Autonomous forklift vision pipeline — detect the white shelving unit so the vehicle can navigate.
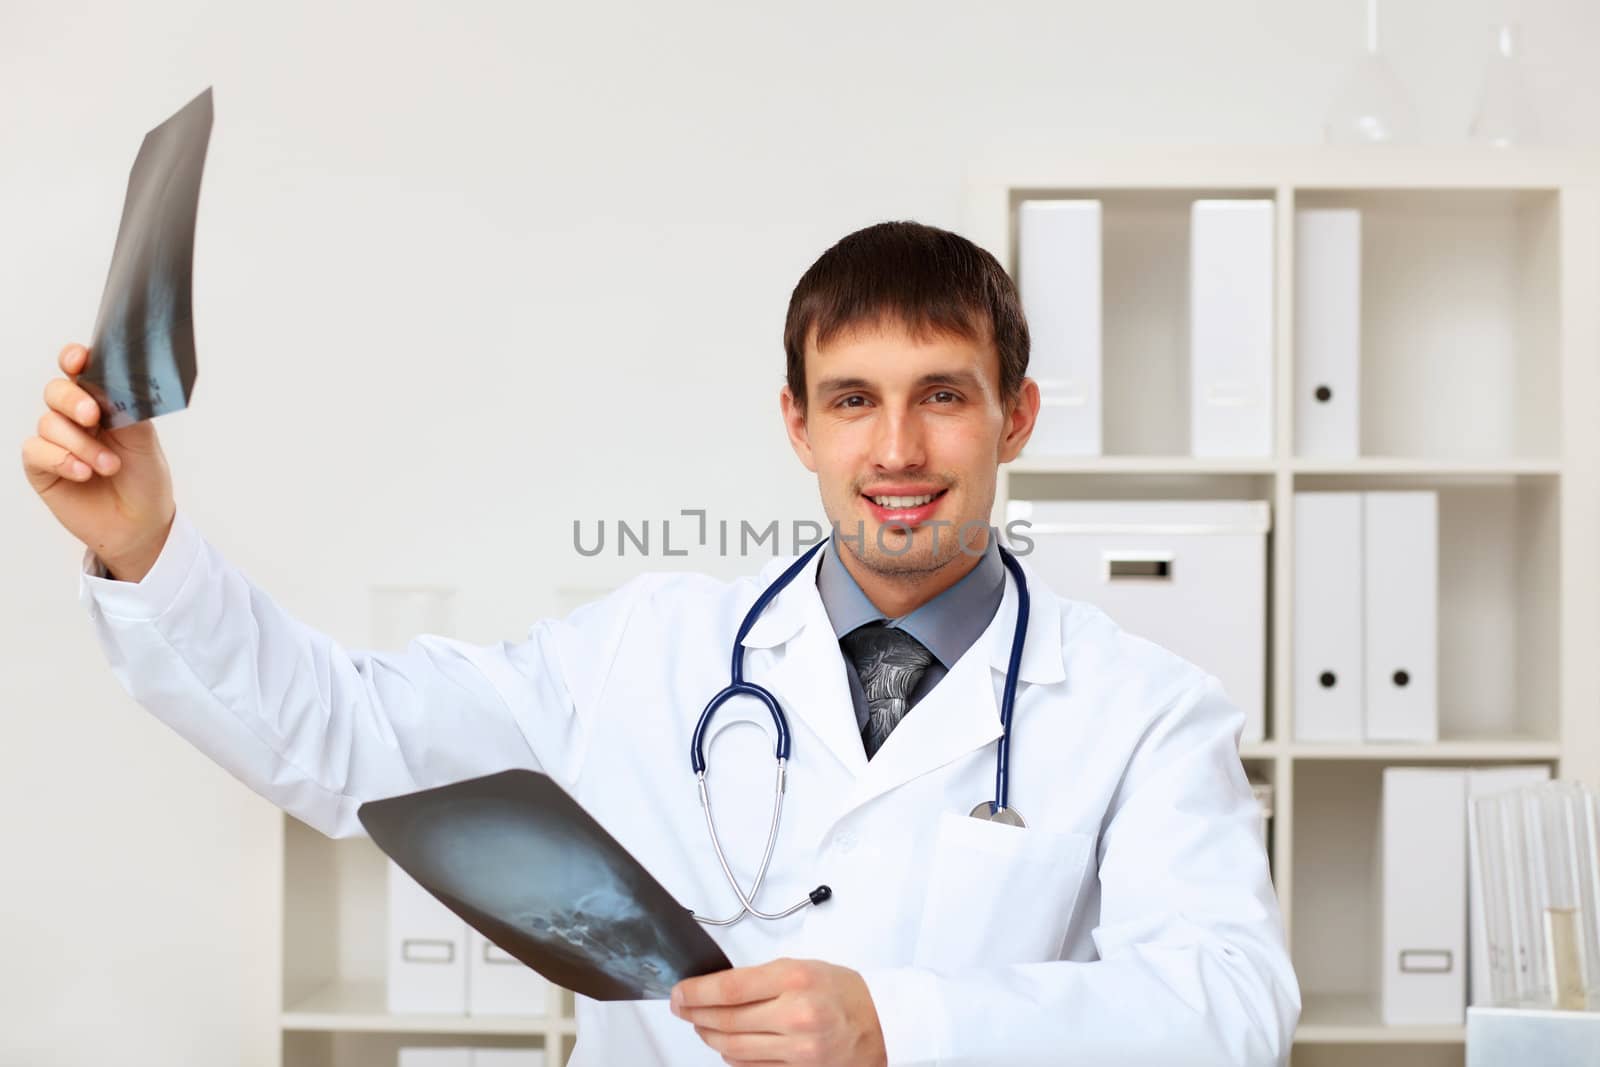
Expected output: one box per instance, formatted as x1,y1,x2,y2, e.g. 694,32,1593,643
276,817,579,1066
969,147,1600,1065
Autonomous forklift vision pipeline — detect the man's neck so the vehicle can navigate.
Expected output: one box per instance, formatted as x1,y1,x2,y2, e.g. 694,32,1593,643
837,531,990,619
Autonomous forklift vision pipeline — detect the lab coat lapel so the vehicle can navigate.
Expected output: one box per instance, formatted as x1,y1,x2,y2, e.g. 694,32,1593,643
835,555,1067,818
740,553,870,781
841,639,1002,816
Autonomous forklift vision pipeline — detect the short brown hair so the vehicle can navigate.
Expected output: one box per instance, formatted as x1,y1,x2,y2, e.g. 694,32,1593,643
783,220,1030,413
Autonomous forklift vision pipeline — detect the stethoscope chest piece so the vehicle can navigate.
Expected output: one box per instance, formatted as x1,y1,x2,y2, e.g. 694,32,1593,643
969,800,1026,828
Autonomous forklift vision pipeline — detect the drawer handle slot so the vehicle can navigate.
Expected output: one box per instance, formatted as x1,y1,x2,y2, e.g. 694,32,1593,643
1105,553,1174,581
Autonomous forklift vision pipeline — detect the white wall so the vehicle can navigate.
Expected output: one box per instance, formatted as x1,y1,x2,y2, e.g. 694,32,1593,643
2,0,1597,1063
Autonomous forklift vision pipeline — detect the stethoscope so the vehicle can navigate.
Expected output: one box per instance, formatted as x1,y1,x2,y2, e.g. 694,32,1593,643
687,537,1031,927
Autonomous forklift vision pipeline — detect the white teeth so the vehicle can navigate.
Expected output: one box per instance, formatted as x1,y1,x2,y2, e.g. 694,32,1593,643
871,493,935,508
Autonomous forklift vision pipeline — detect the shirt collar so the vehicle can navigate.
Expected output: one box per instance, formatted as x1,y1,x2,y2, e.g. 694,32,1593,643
815,533,1007,669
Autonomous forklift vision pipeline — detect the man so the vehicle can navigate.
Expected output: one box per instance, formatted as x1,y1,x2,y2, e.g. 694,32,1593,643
23,220,1299,1064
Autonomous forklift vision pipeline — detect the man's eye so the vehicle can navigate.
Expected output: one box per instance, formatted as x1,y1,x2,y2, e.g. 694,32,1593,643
838,395,867,408
929,390,959,404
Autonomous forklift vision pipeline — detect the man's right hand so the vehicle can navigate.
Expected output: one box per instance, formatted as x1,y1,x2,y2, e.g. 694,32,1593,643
21,343,176,582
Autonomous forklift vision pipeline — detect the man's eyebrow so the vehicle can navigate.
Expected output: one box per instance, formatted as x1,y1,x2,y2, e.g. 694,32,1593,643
916,370,982,390
814,376,873,395
814,370,983,395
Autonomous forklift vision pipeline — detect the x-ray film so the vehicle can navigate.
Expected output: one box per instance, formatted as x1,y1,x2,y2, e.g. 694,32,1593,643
358,769,733,1001
81,87,212,428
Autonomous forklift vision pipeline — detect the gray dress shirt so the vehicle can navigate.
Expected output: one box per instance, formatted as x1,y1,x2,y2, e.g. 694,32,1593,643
815,535,1007,735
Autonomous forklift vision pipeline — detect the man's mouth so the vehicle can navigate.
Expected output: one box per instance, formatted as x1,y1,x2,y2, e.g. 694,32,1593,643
860,488,949,527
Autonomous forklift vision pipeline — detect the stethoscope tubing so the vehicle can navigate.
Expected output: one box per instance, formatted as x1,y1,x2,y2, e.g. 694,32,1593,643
689,534,1029,925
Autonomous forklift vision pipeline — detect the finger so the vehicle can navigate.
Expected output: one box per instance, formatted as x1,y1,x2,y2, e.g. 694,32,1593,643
44,376,106,430
36,409,119,476
691,1025,788,1062
58,343,88,376
22,435,92,489
674,960,794,1010
677,997,784,1034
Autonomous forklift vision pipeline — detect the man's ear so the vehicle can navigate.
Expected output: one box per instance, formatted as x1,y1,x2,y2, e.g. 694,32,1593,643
780,386,818,472
998,378,1041,463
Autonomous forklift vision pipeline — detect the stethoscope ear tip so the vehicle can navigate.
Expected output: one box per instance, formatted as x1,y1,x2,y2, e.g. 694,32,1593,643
808,885,833,906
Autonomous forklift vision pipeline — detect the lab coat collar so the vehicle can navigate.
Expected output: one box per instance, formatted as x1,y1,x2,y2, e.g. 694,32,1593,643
739,547,870,777
987,551,1066,686
736,547,1067,796
741,545,1064,685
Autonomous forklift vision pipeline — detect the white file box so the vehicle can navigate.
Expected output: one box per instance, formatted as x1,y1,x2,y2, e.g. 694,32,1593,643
1363,492,1439,742
1019,200,1102,456
1294,209,1362,459
1466,767,1553,1007
1009,499,1270,741
388,860,469,1015
399,1050,472,1067
1190,200,1275,458
471,1051,547,1067
1468,1004,1600,1067
1383,767,1468,1024
468,929,552,1017
1293,492,1365,742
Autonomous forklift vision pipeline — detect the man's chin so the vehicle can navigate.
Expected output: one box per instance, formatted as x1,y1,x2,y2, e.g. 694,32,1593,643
838,524,971,577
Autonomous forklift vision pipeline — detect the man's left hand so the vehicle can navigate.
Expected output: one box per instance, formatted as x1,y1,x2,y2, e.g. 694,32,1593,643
670,957,888,1067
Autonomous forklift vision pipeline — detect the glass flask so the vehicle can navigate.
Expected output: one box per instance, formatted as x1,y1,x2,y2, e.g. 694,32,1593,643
1324,0,1419,145
1468,22,1541,147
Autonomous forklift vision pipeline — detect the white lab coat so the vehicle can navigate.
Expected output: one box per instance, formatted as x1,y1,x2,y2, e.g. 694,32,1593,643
79,510,1300,1065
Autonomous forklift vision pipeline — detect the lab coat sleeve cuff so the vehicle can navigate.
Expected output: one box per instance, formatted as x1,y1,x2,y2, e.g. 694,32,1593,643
858,965,946,1067
77,508,204,622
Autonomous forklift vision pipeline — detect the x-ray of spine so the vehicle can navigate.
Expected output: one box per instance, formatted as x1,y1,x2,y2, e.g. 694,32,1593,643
81,87,211,428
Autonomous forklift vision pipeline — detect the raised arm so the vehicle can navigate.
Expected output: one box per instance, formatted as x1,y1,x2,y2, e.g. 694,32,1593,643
27,342,637,838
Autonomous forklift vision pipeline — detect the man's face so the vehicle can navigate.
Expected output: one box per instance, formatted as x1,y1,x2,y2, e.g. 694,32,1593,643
781,318,1038,579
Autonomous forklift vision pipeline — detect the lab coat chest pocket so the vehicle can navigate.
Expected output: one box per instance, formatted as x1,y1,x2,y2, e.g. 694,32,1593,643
912,811,1093,972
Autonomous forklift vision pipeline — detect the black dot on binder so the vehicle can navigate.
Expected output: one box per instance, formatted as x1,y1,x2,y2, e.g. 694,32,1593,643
1319,671,1337,688
1393,669,1411,687
1315,385,1333,403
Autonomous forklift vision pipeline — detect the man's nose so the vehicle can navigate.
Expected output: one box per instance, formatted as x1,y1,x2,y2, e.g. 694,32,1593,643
871,409,926,470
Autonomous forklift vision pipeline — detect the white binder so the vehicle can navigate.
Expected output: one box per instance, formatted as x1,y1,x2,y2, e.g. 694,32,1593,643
1018,200,1102,456
468,929,553,1016
1292,492,1365,741
1466,766,1552,1006
1294,209,1362,459
1363,492,1439,742
388,860,469,1014
1190,200,1275,457
1383,767,1467,1024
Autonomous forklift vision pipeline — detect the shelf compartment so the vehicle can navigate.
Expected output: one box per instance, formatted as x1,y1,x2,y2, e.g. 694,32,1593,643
1293,188,1560,465
1007,469,1274,504
283,1029,552,1067
1291,760,1554,1050
283,980,566,1035
284,817,390,1010
1008,187,1276,457
1290,459,1560,477
1291,474,1560,745
1296,992,1464,1044
1010,455,1278,475
1290,739,1561,762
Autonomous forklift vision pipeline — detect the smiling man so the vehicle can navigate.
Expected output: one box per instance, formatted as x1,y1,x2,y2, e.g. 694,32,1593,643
27,220,1299,1065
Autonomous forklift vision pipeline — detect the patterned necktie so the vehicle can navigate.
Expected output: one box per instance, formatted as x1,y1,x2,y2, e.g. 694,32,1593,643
840,623,936,759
